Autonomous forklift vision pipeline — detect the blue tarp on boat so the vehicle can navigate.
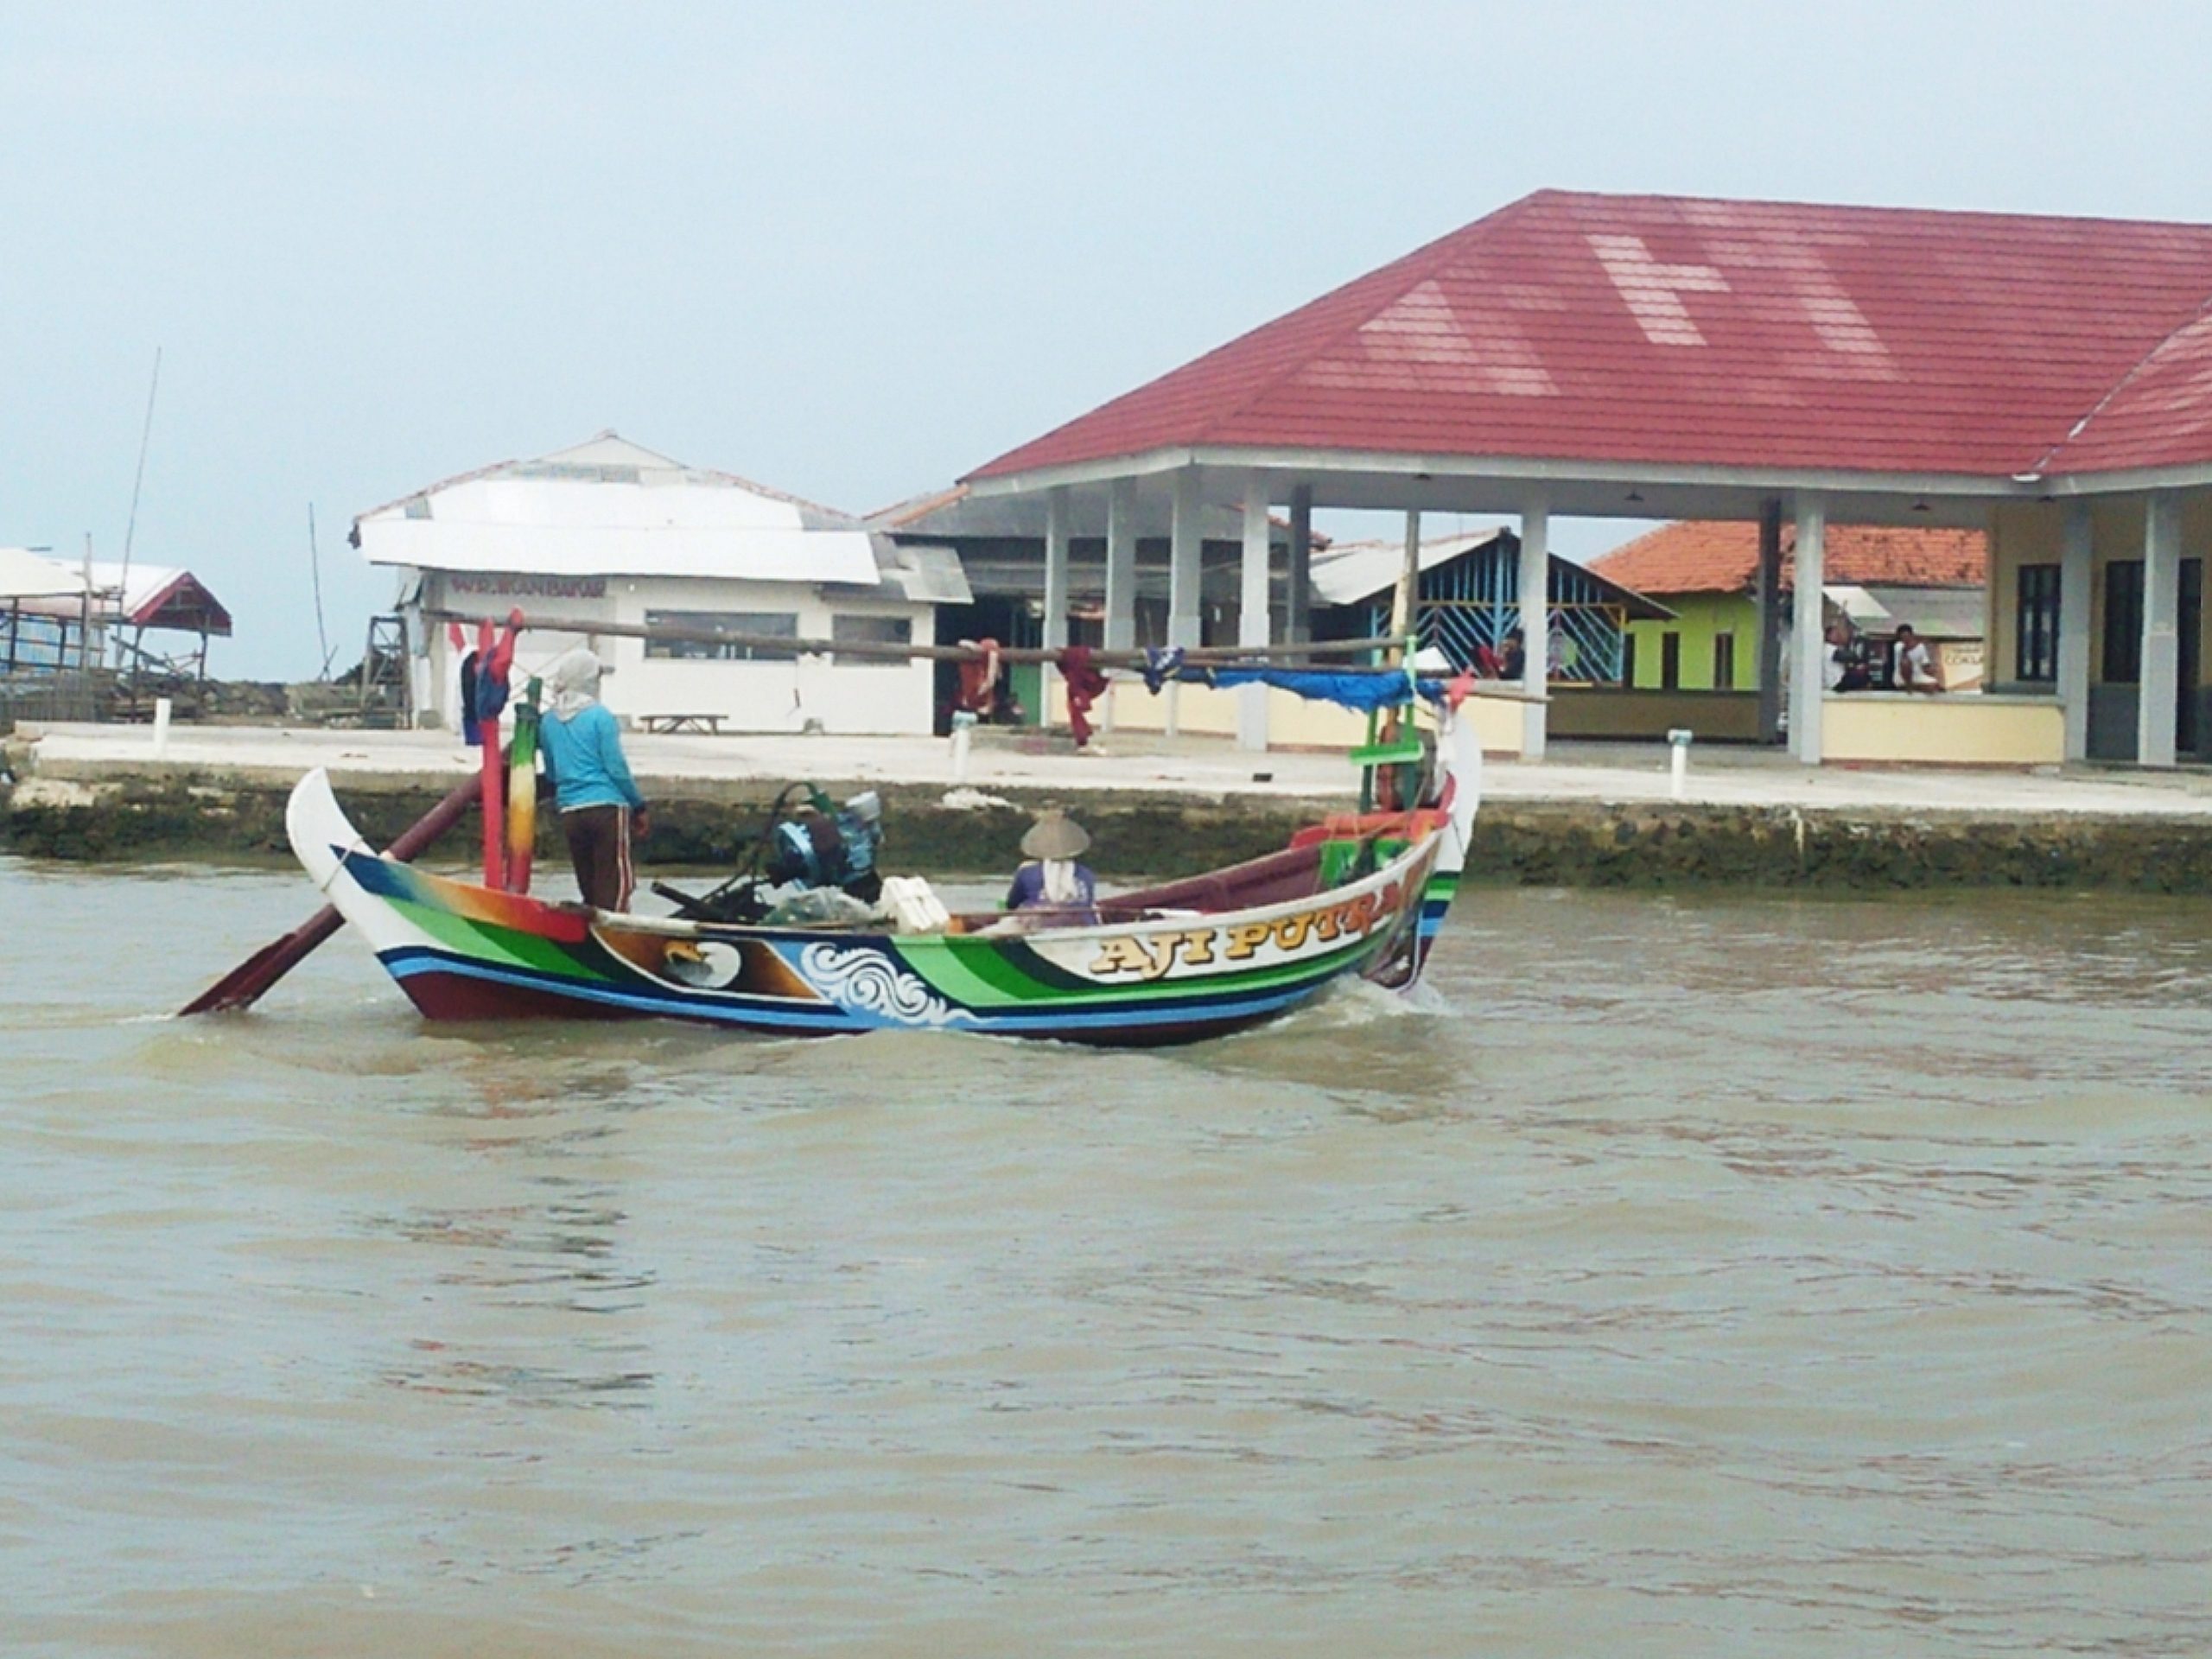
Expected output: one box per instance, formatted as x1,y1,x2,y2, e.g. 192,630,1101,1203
1193,666,1446,712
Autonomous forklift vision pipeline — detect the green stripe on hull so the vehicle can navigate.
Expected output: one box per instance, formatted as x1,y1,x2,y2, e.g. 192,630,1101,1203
899,926,1389,1009
388,899,610,980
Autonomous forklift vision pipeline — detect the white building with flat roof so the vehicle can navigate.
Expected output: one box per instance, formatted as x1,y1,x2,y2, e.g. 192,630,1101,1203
356,434,969,734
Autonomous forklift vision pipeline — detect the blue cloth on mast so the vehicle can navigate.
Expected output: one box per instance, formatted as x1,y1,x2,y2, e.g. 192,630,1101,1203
1202,666,1443,713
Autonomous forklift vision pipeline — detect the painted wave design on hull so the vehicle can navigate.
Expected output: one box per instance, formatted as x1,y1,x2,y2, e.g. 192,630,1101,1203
795,944,974,1028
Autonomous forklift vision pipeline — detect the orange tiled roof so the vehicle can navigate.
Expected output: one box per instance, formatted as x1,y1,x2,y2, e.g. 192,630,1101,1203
1586,519,1985,596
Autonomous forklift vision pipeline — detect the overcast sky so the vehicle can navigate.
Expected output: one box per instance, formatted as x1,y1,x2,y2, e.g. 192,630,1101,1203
5,2,2210,677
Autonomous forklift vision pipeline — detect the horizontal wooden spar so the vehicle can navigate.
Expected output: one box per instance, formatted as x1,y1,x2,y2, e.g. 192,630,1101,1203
421,608,1547,701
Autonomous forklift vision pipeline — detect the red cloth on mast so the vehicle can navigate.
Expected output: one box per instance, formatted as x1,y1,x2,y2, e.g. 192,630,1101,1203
955,638,1001,715
1059,645,1110,747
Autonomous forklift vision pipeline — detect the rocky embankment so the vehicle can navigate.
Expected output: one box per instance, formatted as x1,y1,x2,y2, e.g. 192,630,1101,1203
6,763,2209,890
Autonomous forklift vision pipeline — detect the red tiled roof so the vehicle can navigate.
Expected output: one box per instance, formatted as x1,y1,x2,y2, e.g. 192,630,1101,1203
968,189,2212,484
1587,520,1986,596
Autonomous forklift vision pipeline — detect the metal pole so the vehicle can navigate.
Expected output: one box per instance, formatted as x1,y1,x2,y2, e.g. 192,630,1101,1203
1755,499,1784,744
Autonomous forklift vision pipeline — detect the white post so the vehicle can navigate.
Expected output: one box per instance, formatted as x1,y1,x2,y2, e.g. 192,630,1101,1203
151,696,173,757
1168,468,1202,649
1103,479,1137,652
2057,500,2093,762
1518,497,1549,760
1040,484,1070,730
1236,472,1271,752
950,712,974,783
1287,484,1313,645
1166,468,1202,736
2139,492,2181,767
1790,494,1827,765
1103,477,1136,734
1668,728,1692,798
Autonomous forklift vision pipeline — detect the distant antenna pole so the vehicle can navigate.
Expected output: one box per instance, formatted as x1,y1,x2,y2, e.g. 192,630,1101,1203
118,346,162,608
308,502,334,679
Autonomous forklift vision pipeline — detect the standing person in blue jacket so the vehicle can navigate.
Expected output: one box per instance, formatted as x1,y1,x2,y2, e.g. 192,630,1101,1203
537,650,648,911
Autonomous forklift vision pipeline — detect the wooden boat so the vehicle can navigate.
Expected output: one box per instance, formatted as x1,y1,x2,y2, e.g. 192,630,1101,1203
285,706,1479,1046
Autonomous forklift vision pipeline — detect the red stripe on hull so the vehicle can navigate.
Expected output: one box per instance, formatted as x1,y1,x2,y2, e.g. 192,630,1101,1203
398,969,650,1023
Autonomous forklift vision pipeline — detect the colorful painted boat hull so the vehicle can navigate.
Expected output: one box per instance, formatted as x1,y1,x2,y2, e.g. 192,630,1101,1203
286,710,1479,1044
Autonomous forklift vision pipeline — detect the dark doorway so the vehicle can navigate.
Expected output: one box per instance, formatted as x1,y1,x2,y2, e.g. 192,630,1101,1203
1660,631,1681,690
931,597,1039,735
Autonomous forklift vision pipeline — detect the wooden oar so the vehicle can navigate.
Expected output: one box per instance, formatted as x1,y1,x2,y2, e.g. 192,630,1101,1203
178,775,480,1015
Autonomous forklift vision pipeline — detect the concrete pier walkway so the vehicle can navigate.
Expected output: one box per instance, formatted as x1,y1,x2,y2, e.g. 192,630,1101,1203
16,720,2212,819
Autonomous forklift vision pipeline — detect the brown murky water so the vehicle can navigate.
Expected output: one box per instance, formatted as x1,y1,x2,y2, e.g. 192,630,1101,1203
3,861,2209,1656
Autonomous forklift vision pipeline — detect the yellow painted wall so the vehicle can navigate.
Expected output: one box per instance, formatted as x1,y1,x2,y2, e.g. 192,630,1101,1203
1620,591,1757,689
1548,685,1763,741
1046,677,1526,754
1988,497,2212,687
1821,693,2063,765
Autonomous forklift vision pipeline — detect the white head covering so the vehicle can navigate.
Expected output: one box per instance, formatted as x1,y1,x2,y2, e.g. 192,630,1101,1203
545,649,603,721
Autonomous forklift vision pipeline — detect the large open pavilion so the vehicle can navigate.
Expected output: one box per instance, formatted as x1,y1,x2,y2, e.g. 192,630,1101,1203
963,188,2212,766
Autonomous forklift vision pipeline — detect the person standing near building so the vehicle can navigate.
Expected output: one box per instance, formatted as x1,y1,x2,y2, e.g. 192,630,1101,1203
537,649,649,910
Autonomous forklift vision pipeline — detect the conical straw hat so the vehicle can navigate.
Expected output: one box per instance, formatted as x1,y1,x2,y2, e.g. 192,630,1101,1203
1020,808,1090,860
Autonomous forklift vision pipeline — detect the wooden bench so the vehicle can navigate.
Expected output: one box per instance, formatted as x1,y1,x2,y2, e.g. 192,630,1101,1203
639,713,726,735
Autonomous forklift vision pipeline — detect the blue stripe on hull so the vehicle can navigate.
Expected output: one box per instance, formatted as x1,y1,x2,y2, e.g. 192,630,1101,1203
380,946,1338,1039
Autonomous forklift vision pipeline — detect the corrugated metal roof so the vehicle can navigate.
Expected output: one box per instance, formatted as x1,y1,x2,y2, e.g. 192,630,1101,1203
91,563,234,634
967,189,2212,485
868,480,1296,543
1589,520,1986,595
358,433,880,586
0,547,85,601
1309,529,1510,605
1312,529,1673,620
1850,583,1986,639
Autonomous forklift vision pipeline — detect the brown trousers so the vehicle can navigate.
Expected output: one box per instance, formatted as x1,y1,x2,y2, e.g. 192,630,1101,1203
562,804,633,912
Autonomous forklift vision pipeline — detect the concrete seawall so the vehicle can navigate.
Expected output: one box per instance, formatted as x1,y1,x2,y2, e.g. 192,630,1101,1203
10,766,2212,891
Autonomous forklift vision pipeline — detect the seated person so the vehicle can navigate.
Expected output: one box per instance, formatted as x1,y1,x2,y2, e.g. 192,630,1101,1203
1496,628,1528,682
1836,627,1873,692
764,790,887,903
1006,808,1097,916
1891,624,1942,693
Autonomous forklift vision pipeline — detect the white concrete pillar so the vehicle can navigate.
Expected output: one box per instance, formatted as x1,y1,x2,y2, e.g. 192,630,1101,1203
1790,494,1827,765
1168,467,1202,649
1039,485,1070,729
2057,500,2092,763
1103,477,1137,653
1286,484,1313,645
1518,497,1549,760
1103,477,1135,734
2139,492,2182,767
1236,473,1271,752
1166,469,1202,737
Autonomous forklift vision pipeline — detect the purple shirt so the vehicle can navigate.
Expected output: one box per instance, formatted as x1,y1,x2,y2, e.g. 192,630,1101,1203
1005,861,1097,912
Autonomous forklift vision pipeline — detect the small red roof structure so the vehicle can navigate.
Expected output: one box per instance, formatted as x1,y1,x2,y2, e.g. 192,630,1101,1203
969,189,2212,486
1589,521,1985,596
